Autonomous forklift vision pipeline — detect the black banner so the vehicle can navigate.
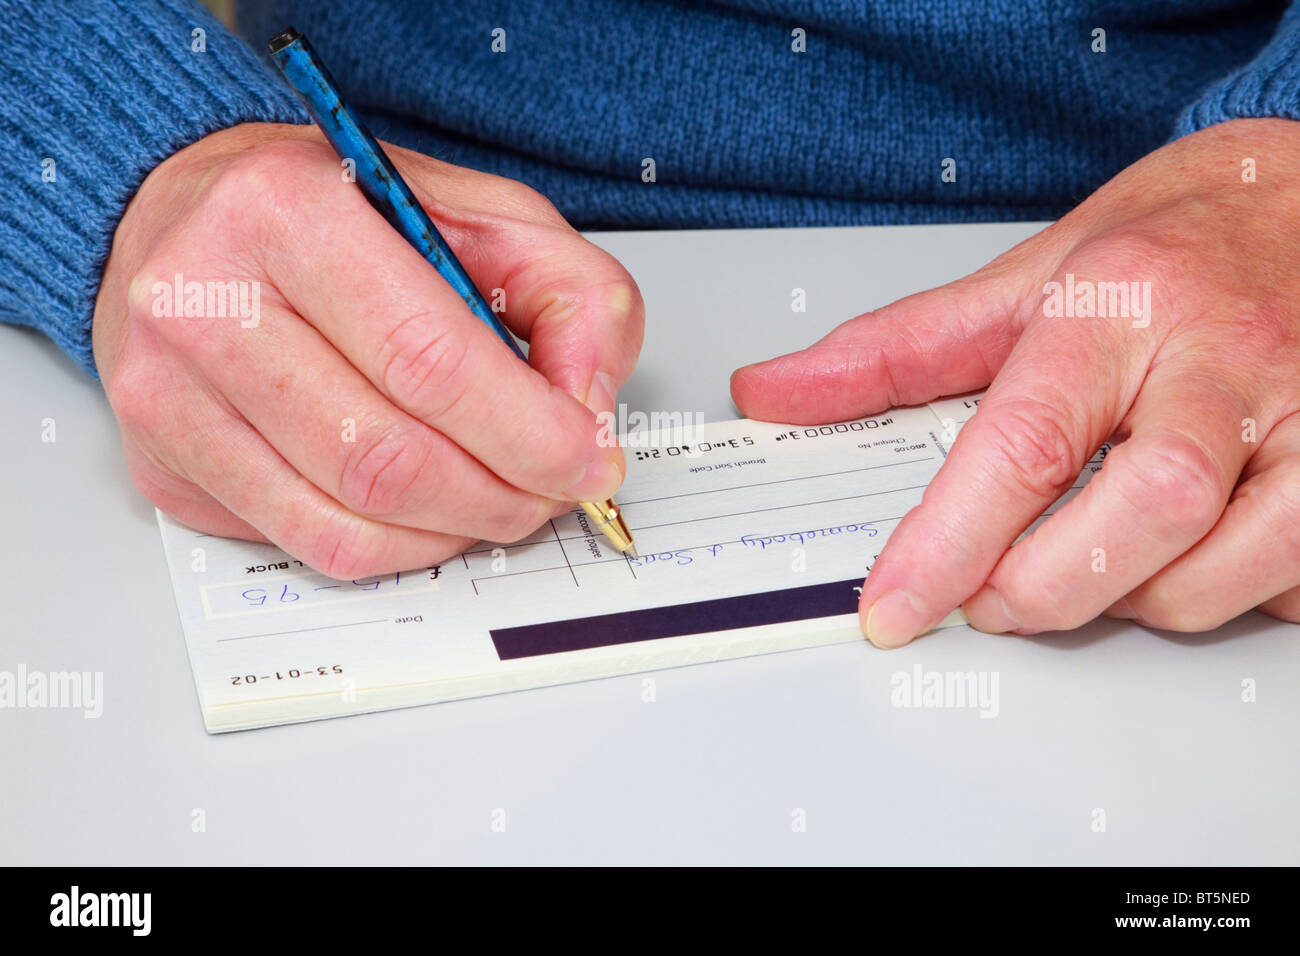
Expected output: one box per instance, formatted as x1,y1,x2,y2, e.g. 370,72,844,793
6,866,1288,942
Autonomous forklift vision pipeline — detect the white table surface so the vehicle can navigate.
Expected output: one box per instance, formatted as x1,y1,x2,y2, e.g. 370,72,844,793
2,221,1296,865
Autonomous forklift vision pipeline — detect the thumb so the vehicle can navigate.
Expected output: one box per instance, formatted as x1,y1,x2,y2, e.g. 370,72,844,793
399,152,645,420
730,273,1029,424
428,212,644,422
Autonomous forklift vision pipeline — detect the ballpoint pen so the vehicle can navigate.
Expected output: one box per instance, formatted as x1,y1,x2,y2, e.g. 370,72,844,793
268,27,636,559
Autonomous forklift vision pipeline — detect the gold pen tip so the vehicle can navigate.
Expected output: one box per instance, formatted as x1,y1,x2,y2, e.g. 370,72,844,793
625,545,638,560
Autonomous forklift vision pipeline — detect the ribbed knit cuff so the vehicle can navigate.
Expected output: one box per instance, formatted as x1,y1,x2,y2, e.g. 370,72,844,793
1176,6,1300,137
0,0,307,378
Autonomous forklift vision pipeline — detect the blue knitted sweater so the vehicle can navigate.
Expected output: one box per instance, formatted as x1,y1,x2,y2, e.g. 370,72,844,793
4,0,1300,376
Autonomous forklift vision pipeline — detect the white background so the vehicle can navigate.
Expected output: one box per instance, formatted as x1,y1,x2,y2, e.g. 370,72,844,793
2,221,1296,864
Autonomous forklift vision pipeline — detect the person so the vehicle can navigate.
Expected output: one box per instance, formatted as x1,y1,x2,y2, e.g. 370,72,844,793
4,1,1298,648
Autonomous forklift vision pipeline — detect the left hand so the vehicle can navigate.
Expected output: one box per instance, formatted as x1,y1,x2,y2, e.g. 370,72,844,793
731,118,1300,647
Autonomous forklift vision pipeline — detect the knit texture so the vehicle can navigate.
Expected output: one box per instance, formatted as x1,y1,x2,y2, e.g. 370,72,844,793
0,0,305,377
237,0,1299,227
1178,0,1300,135
5,0,1300,377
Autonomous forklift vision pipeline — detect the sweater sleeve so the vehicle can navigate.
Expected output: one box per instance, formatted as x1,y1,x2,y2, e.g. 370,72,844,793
0,0,307,378
1177,3,1300,135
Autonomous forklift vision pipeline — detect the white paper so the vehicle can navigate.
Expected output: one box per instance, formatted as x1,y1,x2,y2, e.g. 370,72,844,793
157,394,1105,732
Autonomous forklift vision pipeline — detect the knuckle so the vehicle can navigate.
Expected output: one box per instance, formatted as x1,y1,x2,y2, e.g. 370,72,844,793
530,272,645,349
901,507,978,571
1120,237,1182,290
337,424,438,518
303,515,384,581
1057,232,1180,330
1071,231,1182,294
599,274,646,337
127,252,231,356
105,350,187,444
123,455,177,512
106,362,156,435
212,140,314,209
125,260,171,327
206,139,330,245
995,562,1091,633
494,177,567,225
874,321,929,409
1264,476,1300,553
1118,434,1225,537
980,399,1085,501
378,313,473,416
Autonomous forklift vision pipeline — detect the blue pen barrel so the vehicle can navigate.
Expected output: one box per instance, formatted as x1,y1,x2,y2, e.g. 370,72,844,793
268,27,526,359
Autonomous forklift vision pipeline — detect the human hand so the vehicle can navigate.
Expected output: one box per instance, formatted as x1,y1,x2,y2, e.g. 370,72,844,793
94,123,642,578
732,118,1300,646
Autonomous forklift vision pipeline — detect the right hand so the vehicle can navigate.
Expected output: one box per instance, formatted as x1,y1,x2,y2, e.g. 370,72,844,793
93,123,643,579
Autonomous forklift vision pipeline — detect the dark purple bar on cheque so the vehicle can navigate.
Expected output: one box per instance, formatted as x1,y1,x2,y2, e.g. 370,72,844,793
489,577,862,660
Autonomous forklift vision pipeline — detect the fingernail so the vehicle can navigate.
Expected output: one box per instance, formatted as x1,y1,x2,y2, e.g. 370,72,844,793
564,454,624,501
584,370,619,417
963,586,1020,634
1105,596,1137,619
864,589,932,648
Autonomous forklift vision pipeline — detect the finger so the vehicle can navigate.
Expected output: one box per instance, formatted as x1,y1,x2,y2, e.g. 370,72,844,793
105,322,269,541
136,380,476,579
403,173,645,419
858,307,1154,648
1107,410,1300,630
234,140,624,502
370,141,642,406
381,144,574,229
730,268,1033,424
1258,586,1300,623
962,366,1252,633
122,437,267,541
154,295,567,543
